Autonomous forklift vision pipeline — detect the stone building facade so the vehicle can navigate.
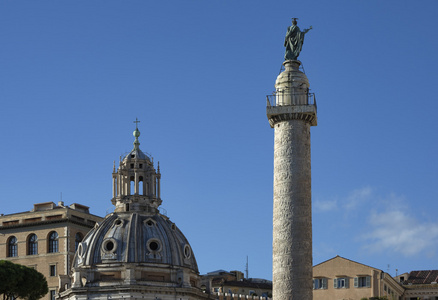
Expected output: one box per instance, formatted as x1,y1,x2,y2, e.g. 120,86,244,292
0,202,103,300
201,270,272,298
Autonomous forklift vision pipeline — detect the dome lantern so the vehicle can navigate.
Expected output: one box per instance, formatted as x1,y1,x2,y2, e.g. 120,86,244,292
111,120,162,214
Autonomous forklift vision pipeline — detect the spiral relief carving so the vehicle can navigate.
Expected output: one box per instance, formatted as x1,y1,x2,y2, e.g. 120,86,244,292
273,120,312,300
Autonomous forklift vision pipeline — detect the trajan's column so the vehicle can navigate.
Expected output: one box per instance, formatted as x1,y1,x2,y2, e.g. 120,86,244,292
266,18,317,300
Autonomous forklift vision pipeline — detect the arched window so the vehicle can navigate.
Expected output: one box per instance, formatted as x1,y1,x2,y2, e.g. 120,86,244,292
130,176,135,195
139,176,144,195
48,231,58,253
28,234,38,255
75,232,83,251
8,236,18,257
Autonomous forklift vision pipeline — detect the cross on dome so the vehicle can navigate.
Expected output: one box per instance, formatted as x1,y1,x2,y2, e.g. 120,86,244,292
133,117,140,128
133,118,141,149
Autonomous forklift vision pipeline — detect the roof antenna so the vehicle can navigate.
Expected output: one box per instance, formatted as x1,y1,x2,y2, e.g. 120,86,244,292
245,256,249,279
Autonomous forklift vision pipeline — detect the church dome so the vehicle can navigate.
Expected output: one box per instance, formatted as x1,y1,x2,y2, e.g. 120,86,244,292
64,123,205,293
74,211,197,270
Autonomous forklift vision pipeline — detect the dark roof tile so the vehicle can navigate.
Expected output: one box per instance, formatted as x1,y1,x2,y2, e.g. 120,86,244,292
406,270,438,284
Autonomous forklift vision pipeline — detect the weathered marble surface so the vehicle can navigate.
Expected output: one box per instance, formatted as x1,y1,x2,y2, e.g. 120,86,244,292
273,119,312,300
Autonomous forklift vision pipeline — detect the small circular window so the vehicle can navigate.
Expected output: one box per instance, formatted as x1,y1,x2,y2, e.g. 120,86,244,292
114,219,123,226
78,242,86,257
184,244,191,259
106,241,114,251
150,242,159,251
147,239,161,252
102,238,117,253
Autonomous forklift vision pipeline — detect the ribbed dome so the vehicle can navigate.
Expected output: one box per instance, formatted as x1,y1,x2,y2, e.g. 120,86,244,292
74,212,198,271
122,148,151,162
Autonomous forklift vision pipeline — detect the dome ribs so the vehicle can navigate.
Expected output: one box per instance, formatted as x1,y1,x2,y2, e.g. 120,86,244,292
125,213,137,262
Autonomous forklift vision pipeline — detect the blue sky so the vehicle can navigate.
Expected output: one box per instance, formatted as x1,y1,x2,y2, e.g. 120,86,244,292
1,0,437,280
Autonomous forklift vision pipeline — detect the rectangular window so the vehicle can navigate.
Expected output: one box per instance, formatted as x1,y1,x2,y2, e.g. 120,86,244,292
354,276,371,288
50,265,56,277
50,290,56,300
313,278,328,289
334,277,349,289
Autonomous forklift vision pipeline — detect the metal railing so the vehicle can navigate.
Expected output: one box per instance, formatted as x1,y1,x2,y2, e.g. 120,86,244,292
266,92,316,109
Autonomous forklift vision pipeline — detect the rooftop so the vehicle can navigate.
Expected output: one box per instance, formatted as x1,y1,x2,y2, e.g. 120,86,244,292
404,270,438,285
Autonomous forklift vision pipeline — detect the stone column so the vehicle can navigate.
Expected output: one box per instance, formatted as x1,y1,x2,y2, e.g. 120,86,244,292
117,173,121,196
157,176,161,199
152,175,156,196
126,174,131,195
134,172,139,195
267,60,317,300
273,119,312,299
112,175,116,198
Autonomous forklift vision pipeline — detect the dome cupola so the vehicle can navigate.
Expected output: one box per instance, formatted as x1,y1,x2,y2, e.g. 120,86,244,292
58,121,209,300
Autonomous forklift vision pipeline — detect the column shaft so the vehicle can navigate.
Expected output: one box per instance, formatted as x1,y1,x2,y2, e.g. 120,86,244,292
273,119,312,300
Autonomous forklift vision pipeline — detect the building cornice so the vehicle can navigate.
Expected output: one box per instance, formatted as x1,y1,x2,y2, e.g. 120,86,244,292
0,218,97,231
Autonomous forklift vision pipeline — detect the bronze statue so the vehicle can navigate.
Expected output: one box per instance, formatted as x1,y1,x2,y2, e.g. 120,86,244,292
284,18,312,61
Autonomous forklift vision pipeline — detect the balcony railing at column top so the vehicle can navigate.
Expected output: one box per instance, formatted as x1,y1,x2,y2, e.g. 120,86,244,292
266,93,316,111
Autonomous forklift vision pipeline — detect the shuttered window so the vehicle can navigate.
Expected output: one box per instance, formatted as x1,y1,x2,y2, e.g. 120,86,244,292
313,278,327,289
354,276,371,288
334,277,349,288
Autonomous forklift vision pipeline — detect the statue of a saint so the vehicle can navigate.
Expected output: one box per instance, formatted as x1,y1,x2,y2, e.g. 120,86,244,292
284,18,312,61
